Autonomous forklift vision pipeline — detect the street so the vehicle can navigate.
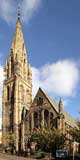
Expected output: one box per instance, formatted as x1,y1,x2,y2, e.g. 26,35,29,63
0,153,36,160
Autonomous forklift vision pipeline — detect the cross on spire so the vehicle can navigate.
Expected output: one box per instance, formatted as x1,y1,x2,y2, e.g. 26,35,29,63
18,5,21,19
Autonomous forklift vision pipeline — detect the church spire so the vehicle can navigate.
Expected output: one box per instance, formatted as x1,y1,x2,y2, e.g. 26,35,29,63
10,11,28,63
7,12,31,80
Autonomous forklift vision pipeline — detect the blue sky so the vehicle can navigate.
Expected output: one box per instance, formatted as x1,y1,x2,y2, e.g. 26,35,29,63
0,0,80,127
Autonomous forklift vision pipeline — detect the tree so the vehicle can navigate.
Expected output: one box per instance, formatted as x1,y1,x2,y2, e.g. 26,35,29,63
30,127,65,154
2,131,16,150
70,127,80,143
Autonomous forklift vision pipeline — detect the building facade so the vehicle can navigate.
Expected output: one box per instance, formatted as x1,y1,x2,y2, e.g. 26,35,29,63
21,88,78,152
2,15,78,153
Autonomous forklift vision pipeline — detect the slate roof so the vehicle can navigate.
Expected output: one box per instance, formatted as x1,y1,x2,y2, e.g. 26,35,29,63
39,88,78,129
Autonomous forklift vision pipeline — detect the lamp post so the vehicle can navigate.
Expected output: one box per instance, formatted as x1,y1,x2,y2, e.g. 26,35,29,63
73,142,76,160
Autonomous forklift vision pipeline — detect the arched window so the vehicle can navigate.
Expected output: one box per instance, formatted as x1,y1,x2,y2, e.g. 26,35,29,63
44,110,49,127
37,97,43,106
11,83,15,103
11,56,14,75
34,112,38,128
7,86,10,101
7,63,9,78
50,112,54,126
21,107,28,120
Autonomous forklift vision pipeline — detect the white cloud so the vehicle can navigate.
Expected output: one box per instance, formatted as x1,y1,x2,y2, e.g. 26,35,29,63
0,0,16,24
21,0,41,22
0,0,41,24
32,60,79,97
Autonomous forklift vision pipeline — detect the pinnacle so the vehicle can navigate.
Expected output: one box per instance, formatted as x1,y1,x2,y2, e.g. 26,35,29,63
59,97,63,105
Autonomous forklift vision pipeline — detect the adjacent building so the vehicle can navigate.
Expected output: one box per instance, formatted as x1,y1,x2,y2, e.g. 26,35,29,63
21,88,78,151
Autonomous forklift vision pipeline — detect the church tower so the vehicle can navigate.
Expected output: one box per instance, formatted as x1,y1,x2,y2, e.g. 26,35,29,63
2,14,32,152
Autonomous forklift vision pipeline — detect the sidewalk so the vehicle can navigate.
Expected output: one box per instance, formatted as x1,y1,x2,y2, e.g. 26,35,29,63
0,153,36,160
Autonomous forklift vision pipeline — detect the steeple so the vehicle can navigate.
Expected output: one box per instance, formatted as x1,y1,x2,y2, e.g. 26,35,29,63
2,13,32,152
7,13,31,80
4,12,32,81
11,13,27,62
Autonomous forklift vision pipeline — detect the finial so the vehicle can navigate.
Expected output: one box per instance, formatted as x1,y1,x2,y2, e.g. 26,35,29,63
18,5,21,19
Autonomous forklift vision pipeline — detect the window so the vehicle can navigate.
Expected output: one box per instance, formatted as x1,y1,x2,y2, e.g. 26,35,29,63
11,56,14,75
11,83,15,103
21,107,27,120
50,112,54,126
7,86,10,101
37,97,43,106
7,63,9,78
24,59,26,63
50,112,54,120
34,112,38,128
44,110,49,127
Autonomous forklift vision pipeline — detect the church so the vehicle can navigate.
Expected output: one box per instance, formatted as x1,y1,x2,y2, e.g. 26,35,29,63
2,14,78,153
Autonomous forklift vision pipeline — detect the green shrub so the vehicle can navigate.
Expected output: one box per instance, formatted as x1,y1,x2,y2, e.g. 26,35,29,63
75,152,80,158
35,149,45,159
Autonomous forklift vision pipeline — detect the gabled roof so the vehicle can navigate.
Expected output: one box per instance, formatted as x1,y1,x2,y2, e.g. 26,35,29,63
37,88,78,128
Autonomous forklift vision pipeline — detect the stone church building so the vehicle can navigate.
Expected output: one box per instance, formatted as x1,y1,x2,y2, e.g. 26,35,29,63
2,15,78,153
